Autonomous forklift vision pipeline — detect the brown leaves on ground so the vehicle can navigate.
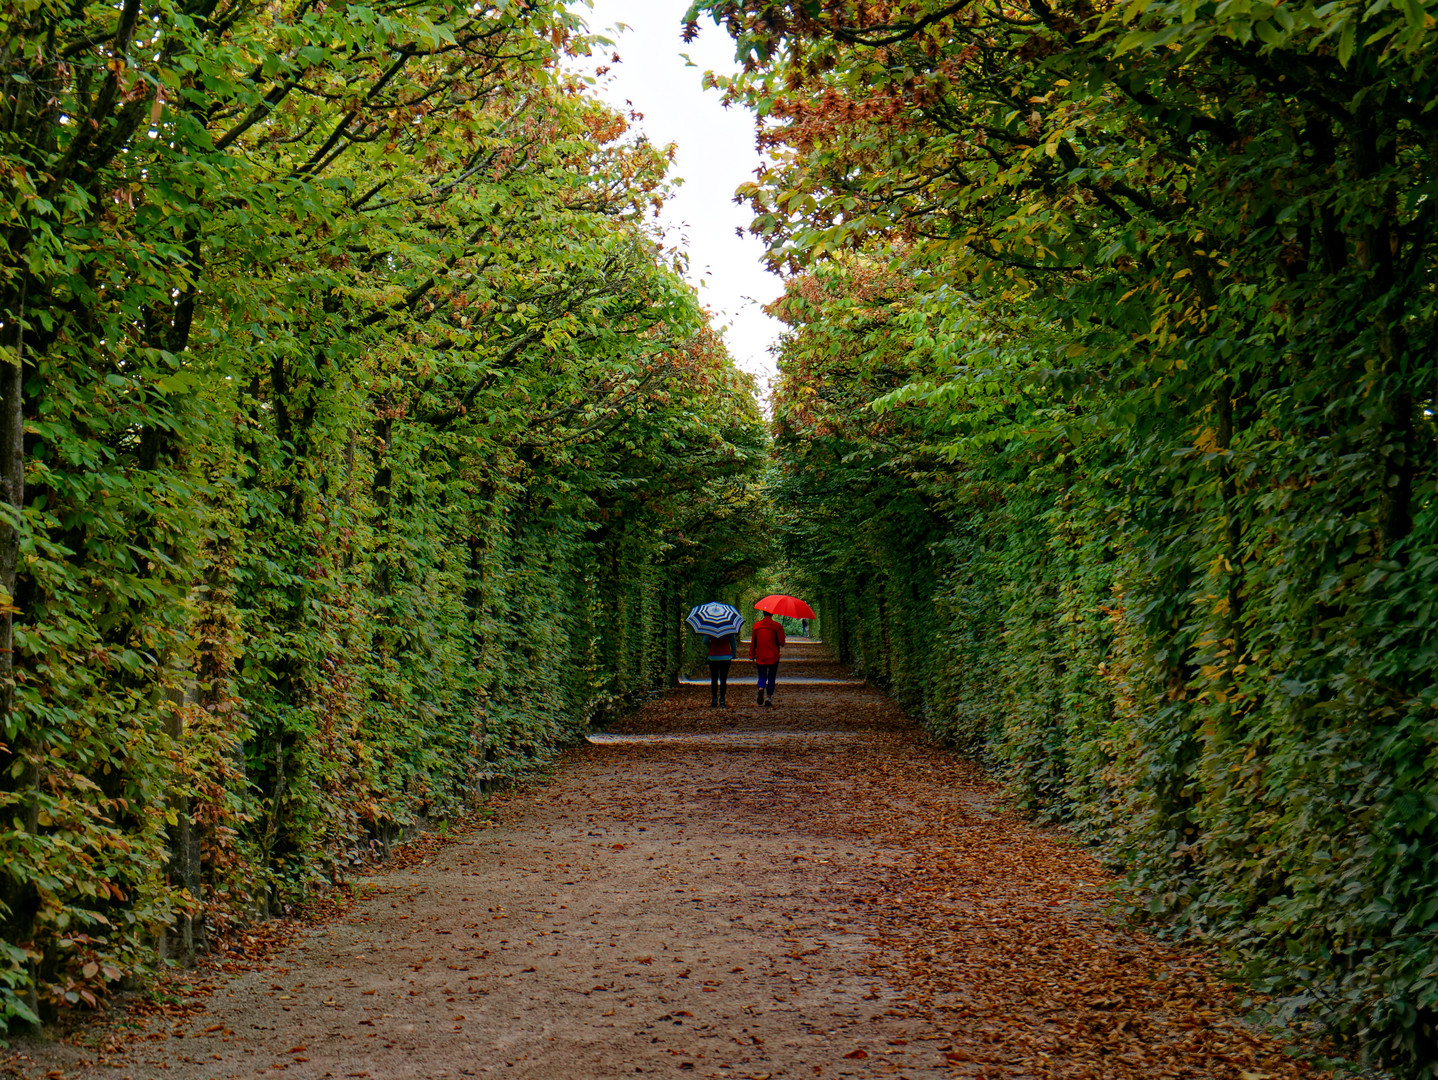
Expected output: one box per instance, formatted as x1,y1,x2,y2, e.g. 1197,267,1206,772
0,849,438,1080
839,756,1317,1079
6,642,1342,1080
614,645,1331,1080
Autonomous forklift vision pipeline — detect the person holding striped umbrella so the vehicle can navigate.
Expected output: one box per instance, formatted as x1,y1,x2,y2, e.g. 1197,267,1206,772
687,601,746,708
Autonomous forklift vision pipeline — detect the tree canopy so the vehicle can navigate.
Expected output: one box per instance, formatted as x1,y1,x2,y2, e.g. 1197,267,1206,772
0,0,769,1028
687,0,1438,1073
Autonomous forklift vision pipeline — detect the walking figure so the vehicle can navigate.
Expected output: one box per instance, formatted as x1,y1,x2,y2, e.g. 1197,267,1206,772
685,600,749,710
706,631,737,708
750,610,786,707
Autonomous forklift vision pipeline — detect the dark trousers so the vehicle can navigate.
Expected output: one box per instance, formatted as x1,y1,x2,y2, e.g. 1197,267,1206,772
756,662,778,696
708,659,731,700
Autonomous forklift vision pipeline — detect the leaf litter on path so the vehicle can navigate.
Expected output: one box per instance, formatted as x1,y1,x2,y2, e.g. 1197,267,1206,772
6,643,1343,1080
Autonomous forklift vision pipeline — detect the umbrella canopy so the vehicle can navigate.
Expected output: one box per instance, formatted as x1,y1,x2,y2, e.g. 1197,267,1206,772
754,594,817,620
686,601,745,638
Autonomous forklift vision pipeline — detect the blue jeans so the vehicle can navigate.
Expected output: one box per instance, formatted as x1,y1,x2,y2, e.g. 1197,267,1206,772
756,663,778,696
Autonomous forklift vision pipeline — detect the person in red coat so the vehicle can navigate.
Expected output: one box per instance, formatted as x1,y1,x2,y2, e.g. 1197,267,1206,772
749,612,787,707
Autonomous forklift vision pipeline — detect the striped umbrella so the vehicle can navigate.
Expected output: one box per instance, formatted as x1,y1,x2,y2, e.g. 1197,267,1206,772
686,601,745,638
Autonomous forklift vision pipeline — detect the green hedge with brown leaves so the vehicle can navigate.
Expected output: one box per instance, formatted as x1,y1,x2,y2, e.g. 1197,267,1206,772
0,0,769,1029
701,0,1438,1073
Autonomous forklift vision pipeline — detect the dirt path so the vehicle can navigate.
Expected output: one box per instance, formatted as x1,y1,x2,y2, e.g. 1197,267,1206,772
18,642,1324,1080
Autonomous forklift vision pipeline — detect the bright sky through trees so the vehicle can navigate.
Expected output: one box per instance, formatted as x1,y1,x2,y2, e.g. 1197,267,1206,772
576,0,783,389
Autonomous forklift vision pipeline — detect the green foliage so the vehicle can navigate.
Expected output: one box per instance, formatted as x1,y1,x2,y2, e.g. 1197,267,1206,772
695,0,1438,1073
0,0,767,1028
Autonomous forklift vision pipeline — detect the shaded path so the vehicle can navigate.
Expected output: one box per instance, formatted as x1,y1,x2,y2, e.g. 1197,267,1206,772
22,642,1321,1079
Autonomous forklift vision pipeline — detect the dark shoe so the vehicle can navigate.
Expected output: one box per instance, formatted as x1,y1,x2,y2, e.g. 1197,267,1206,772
709,698,718,708
764,697,773,707
719,695,727,708
757,688,765,705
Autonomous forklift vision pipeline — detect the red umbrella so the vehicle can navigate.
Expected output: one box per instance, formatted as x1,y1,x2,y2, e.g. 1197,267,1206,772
754,594,816,620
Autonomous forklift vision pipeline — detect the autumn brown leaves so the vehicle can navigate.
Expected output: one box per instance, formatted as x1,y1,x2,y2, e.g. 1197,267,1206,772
10,640,1332,1079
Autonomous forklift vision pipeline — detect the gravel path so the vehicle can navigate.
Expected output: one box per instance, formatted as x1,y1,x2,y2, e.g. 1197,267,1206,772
14,641,1324,1080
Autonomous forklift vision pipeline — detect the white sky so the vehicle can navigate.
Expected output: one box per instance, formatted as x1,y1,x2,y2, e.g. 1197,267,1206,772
571,0,784,390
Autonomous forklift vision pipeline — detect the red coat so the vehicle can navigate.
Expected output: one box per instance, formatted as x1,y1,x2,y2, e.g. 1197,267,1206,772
748,616,786,665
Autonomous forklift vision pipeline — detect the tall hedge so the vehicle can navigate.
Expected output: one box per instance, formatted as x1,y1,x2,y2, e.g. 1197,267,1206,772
698,0,1438,1073
0,0,768,1029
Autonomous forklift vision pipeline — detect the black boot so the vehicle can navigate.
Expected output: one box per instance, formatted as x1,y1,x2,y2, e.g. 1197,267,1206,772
719,692,727,708
757,688,765,706
710,695,718,708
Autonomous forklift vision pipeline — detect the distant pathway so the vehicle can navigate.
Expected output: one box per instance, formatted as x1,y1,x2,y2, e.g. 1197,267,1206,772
24,642,1320,1079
